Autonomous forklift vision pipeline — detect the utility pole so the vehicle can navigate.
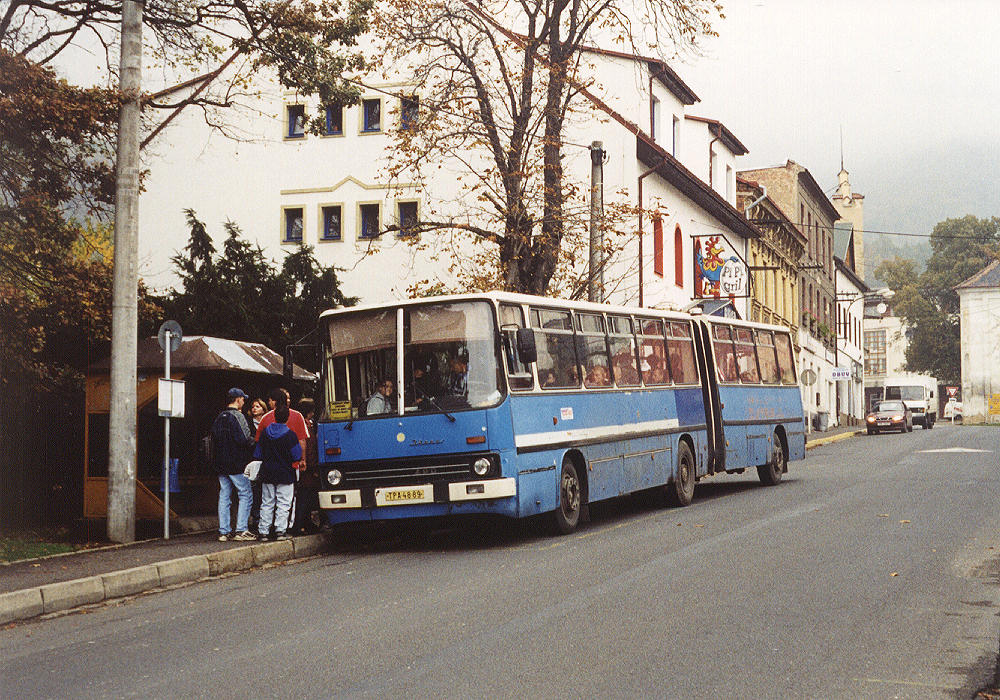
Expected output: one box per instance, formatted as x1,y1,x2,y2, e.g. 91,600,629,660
108,0,143,543
588,141,605,302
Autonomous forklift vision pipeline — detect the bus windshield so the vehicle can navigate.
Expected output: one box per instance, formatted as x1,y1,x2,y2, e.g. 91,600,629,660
323,300,502,419
885,386,924,401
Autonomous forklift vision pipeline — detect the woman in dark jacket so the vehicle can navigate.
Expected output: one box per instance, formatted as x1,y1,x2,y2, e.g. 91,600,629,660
254,404,302,540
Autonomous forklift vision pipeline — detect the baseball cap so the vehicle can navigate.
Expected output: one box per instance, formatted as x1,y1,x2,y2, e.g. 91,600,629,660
228,387,248,400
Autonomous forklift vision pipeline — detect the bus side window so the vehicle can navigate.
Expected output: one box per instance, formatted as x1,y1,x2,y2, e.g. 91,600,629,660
500,304,533,391
577,313,611,388
637,318,669,385
774,332,796,384
608,315,640,387
712,324,739,383
755,330,780,384
734,328,761,383
667,321,699,384
531,308,579,388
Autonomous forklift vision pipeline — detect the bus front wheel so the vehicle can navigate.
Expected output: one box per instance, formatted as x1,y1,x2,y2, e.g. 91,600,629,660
758,433,786,486
552,459,582,535
667,441,696,507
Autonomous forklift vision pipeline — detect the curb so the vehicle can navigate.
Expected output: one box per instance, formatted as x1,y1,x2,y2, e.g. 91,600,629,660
806,429,865,449
0,532,333,626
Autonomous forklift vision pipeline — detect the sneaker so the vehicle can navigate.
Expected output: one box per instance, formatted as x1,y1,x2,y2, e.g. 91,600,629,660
232,531,257,542
275,533,291,541
218,533,232,542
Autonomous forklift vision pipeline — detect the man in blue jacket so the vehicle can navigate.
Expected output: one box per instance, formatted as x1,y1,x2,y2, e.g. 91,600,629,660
210,387,256,541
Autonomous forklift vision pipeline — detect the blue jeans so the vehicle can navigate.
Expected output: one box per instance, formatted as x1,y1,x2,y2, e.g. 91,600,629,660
258,483,294,537
218,473,253,534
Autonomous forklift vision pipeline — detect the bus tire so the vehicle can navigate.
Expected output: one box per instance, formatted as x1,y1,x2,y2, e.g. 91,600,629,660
758,434,785,486
552,459,582,535
667,441,696,507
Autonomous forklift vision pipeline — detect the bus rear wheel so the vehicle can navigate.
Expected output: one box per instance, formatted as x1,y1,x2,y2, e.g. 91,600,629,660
552,459,582,535
758,433,785,486
666,441,696,507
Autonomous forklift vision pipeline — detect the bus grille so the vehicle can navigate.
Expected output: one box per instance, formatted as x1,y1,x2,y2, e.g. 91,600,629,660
336,453,493,487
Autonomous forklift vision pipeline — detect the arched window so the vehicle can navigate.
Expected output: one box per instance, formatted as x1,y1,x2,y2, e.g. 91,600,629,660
652,216,663,277
674,225,683,287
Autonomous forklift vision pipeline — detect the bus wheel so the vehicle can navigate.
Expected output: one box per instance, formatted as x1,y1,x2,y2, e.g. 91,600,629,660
552,459,582,534
758,434,785,486
667,441,696,507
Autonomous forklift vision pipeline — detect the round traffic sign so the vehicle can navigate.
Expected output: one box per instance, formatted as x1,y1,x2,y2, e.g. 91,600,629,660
158,320,183,352
801,368,817,386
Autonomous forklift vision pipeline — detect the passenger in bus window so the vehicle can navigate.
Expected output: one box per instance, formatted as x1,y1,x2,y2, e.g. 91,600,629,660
406,358,437,408
539,369,557,388
585,364,610,387
646,356,668,385
613,352,639,385
447,351,468,395
366,380,394,414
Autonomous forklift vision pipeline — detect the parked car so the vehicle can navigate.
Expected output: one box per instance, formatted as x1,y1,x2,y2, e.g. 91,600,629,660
866,400,913,434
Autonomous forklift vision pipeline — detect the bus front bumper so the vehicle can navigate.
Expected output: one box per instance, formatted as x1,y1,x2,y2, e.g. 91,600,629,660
318,477,517,509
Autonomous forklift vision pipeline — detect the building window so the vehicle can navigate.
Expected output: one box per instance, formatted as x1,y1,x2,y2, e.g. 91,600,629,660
653,216,663,277
864,329,887,376
321,205,342,240
325,105,343,135
651,96,660,141
397,201,418,237
672,115,680,157
674,225,683,287
359,202,381,239
284,207,303,242
400,95,419,131
286,104,306,138
362,98,381,132
726,165,734,202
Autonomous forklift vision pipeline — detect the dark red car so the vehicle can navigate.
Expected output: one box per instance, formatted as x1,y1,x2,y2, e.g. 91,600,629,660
866,400,913,434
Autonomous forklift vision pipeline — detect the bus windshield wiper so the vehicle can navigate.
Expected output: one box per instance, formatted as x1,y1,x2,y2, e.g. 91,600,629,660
423,394,456,422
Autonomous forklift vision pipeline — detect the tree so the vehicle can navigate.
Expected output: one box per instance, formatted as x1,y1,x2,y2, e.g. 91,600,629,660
372,0,721,296
874,216,1000,385
2,0,374,136
157,211,357,365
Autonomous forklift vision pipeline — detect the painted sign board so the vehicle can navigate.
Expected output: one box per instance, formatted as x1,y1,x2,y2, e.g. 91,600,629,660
831,367,851,380
693,235,748,298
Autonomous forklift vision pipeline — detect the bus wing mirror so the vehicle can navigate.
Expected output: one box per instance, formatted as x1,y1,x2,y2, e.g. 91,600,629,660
516,328,537,364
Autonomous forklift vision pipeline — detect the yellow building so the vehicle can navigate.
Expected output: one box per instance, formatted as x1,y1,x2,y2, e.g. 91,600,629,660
737,177,807,344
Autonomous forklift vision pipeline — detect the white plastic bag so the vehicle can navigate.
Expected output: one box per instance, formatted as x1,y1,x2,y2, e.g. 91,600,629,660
244,460,262,481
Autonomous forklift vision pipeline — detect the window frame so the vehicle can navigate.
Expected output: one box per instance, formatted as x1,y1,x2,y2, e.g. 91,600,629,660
319,204,343,242
286,104,306,139
357,201,382,241
396,200,419,238
400,95,419,131
324,104,344,136
282,205,304,244
360,97,383,133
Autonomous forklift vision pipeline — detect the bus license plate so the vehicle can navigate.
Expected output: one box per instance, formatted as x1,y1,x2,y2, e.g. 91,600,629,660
376,485,433,506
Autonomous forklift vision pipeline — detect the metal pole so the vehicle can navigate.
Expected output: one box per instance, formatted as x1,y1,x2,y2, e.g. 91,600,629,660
588,141,604,302
163,332,171,539
108,0,143,543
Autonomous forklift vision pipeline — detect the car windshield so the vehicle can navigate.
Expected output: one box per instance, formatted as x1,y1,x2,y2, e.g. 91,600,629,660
886,386,923,401
322,301,502,419
877,401,905,412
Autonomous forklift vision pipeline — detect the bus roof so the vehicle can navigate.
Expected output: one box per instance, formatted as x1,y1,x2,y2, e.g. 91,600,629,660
317,291,794,334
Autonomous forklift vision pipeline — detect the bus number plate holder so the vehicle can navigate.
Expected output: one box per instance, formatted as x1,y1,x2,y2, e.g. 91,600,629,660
375,484,434,506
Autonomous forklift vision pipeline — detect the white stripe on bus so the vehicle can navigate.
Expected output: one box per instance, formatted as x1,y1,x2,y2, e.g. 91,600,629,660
514,418,680,449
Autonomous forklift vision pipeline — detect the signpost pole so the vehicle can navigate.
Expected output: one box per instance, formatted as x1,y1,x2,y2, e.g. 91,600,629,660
163,332,171,539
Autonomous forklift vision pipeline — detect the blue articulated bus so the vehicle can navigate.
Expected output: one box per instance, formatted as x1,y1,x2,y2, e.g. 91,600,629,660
315,292,805,534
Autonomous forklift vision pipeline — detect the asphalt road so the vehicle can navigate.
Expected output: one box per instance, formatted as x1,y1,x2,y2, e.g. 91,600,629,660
3,423,1000,699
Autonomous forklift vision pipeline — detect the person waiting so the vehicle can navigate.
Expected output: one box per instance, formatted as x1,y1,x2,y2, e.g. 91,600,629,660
366,379,395,415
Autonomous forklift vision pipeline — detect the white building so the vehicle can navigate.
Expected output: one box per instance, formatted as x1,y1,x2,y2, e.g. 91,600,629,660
834,256,867,424
956,259,1000,423
138,44,757,315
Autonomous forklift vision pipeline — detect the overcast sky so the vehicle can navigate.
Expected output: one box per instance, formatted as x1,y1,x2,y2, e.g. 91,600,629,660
675,0,1000,257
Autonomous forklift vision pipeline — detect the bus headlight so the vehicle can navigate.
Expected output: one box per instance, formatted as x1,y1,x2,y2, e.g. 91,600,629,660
472,458,491,476
326,469,343,486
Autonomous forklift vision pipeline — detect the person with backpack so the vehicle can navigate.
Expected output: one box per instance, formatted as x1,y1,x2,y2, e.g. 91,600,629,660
211,387,256,542
254,402,303,541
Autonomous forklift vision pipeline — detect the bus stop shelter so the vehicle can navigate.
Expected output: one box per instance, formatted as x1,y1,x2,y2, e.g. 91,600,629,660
84,336,315,523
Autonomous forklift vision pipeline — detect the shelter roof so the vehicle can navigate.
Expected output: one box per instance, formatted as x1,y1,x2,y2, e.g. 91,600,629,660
91,336,316,380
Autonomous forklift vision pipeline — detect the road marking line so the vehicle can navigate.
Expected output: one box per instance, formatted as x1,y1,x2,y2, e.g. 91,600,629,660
855,677,958,690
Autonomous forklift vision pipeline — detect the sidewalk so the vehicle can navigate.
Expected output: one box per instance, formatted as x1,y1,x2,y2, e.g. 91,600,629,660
0,529,333,625
805,424,865,449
